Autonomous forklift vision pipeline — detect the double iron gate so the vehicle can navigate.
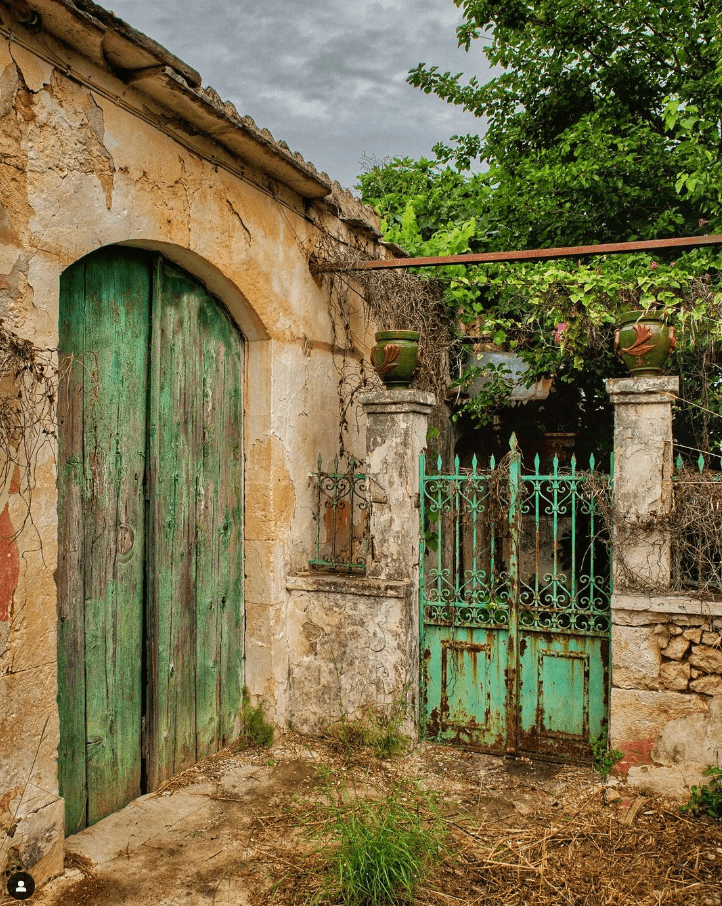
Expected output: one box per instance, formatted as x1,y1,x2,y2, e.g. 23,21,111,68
420,439,612,762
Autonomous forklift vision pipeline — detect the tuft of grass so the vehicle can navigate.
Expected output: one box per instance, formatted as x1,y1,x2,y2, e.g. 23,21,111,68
591,731,623,779
235,686,274,748
327,693,410,761
308,780,446,905
682,765,722,819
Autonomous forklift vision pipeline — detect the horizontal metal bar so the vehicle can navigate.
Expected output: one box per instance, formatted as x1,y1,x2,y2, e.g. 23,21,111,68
358,233,722,270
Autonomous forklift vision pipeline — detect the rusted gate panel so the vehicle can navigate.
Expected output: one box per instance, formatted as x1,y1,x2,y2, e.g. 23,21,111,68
420,438,611,762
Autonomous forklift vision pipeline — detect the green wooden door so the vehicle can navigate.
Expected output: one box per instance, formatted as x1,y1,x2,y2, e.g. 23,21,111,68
57,247,244,832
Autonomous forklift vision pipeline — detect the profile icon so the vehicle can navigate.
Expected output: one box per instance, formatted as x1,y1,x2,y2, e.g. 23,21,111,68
7,871,35,900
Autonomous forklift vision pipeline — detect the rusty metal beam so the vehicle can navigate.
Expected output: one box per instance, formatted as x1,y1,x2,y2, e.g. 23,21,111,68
359,233,722,270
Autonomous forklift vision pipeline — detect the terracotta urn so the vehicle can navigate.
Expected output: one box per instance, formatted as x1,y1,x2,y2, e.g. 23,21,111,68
614,311,676,376
371,330,420,388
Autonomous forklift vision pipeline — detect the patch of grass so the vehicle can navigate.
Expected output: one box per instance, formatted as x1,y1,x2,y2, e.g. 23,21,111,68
235,686,274,748
308,779,446,905
591,731,623,779
682,765,722,819
327,693,410,761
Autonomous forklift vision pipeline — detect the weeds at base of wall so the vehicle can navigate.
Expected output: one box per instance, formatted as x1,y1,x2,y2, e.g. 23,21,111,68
325,692,411,761
298,776,447,906
591,731,624,780
234,687,274,749
682,765,722,819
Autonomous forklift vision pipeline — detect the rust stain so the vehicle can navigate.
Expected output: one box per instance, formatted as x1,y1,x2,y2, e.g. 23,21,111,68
0,784,22,815
0,504,19,621
617,738,655,776
9,464,21,494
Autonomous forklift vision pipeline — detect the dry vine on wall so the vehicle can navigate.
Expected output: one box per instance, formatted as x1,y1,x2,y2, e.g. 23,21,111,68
0,321,63,542
308,233,460,455
584,470,722,598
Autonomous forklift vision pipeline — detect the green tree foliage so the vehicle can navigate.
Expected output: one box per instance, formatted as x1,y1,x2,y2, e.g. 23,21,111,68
407,0,722,245
358,0,722,455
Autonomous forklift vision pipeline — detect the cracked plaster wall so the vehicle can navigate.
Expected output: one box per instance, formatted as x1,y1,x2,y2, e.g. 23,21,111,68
284,392,434,737
0,30,373,883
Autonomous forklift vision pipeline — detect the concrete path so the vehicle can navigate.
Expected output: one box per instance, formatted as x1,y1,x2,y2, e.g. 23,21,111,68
36,754,317,906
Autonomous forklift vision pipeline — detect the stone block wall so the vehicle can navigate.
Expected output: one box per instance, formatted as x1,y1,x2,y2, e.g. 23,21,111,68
612,603,722,794
607,377,722,797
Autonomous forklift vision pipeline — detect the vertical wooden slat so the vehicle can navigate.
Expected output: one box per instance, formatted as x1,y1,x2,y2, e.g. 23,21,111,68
195,295,244,758
57,247,150,829
81,248,150,824
147,258,202,786
57,260,89,835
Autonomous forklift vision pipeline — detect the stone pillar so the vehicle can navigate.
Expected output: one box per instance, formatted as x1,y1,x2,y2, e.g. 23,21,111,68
360,389,435,581
606,376,678,589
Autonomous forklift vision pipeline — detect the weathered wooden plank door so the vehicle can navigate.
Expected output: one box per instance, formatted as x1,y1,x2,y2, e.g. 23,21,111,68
146,260,244,787
57,247,244,831
57,247,150,833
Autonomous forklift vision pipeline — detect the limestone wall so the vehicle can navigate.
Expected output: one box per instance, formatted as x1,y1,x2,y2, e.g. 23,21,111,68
611,598,722,794
0,0,383,885
286,391,434,739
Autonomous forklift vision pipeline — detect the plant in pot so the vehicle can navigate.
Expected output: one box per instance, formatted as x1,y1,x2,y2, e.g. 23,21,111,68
613,265,680,375
371,328,421,388
359,271,450,393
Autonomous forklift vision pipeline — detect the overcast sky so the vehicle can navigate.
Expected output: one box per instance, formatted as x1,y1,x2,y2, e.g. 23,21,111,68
105,0,494,191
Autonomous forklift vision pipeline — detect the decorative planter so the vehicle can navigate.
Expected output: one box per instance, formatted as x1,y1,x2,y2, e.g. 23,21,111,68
614,311,676,376
371,330,420,388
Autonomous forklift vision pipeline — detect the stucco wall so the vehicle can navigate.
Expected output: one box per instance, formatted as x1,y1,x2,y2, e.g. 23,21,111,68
0,8,381,884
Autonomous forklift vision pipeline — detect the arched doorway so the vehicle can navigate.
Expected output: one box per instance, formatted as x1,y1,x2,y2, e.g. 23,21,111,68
56,246,244,834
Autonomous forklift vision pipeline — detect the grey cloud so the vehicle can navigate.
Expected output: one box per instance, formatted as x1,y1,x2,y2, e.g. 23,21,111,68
106,0,494,188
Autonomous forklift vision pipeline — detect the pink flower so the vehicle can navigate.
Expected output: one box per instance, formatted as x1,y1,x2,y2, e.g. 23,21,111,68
650,261,659,269
553,322,568,344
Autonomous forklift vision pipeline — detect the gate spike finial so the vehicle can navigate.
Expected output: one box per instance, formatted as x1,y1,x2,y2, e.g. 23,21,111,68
509,433,518,452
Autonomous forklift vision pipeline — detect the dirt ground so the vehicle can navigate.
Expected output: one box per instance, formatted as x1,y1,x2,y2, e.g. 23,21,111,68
19,733,722,906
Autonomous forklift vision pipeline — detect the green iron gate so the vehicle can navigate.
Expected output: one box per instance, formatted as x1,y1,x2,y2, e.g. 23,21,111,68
420,438,612,762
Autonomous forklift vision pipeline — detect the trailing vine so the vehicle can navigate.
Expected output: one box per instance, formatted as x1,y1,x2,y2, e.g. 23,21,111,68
308,231,460,456
0,321,62,542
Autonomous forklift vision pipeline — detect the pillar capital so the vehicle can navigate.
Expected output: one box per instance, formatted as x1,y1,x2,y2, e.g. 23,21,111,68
359,389,435,417
605,375,678,406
